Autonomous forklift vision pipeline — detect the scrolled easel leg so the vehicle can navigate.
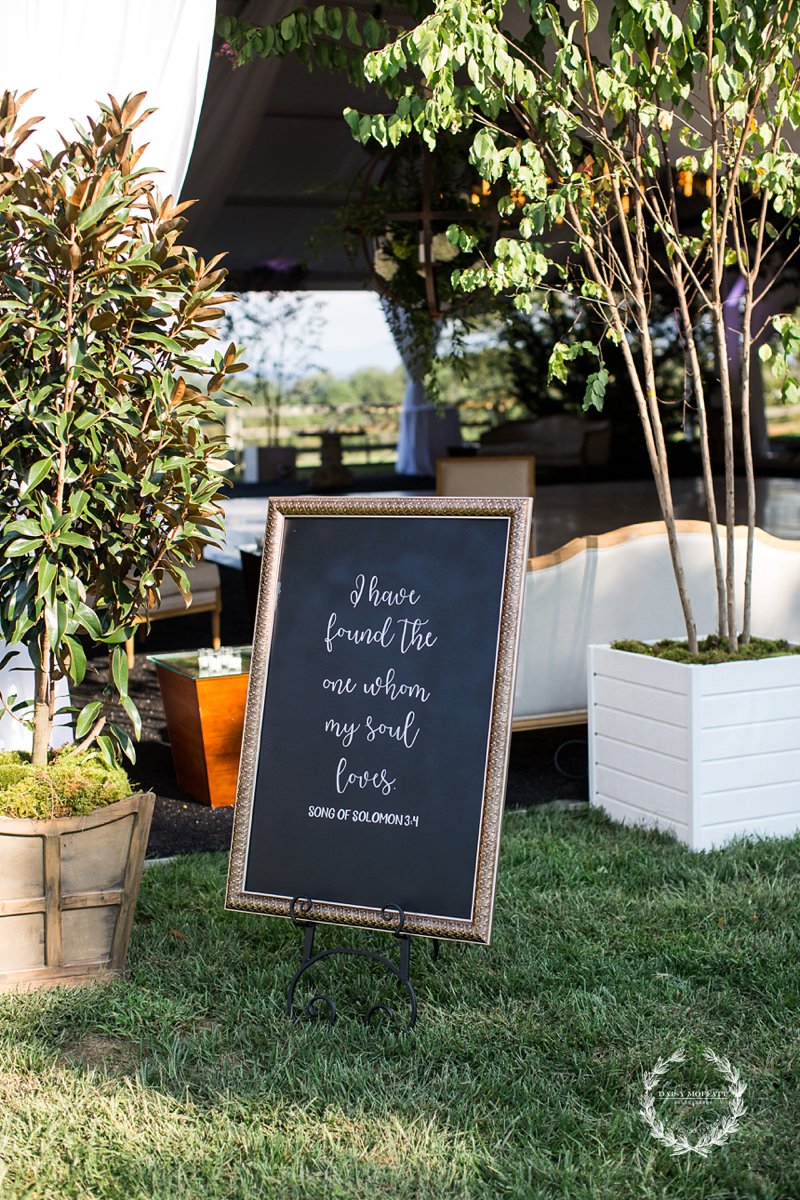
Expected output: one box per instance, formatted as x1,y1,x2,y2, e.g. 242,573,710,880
285,898,422,1029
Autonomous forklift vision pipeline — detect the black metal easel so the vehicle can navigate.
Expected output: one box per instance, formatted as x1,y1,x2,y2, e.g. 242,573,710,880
286,896,439,1029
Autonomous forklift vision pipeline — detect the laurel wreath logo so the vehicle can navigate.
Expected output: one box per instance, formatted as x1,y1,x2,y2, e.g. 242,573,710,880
639,1048,747,1157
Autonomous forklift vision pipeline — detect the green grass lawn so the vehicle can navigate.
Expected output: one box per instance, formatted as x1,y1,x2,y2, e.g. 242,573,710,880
1,806,798,1200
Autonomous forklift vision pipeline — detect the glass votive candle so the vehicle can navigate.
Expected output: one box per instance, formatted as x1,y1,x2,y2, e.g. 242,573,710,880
218,648,242,672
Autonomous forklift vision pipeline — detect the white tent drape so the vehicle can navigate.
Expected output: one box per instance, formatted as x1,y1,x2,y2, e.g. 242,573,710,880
395,398,461,476
0,0,216,752
0,0,215,201
382,302,462,476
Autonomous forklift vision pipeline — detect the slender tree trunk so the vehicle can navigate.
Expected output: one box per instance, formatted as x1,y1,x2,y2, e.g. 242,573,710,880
705,0,738,653
568,190,699,654
711,302,739,651
673,279,727,638
630,166,699,654
615,321,699,653
739,277,757,642
639,348,700,655
31,633,52,766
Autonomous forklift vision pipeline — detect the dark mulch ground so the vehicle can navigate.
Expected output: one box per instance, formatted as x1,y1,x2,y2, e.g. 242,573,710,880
81,558,588,859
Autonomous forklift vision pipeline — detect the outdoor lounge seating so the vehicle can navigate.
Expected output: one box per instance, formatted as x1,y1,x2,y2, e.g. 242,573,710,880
436,454,537,553
479,414,611,476
511,521,800,729
124,559,222,668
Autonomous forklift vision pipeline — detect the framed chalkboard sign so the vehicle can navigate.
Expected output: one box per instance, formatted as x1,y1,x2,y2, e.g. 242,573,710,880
226,496,531,944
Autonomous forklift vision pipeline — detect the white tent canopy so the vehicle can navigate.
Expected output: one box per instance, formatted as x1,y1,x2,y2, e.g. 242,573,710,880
183,0,380,287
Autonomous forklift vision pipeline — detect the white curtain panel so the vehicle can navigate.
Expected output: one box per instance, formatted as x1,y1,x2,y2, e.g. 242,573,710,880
395,401,461,477
381,300,462,475
391,323,430,476
0,0,216,200
0,0,216,752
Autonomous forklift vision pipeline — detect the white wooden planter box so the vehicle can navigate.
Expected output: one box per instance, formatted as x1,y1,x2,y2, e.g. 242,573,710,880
588,644,800,851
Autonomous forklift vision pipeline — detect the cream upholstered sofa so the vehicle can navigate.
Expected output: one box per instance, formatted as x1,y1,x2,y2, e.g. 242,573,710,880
480,414,611,475
512,521,800,729
124,559,222,667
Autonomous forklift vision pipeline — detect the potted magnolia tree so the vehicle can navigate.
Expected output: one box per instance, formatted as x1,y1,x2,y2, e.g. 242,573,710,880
224,0,800,847
0,91,244,988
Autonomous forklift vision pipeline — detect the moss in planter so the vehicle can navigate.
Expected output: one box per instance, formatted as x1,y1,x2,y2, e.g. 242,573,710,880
0,751,132,820
612,634,800,665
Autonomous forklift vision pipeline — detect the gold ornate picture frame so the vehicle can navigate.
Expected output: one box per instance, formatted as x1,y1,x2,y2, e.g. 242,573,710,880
226,496,531,944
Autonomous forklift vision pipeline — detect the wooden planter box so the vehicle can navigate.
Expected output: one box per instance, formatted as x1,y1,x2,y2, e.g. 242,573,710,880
0,791,155,992
589,645,800,851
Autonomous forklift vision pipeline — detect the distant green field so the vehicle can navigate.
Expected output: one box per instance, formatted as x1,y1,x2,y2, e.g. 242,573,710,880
766,406,800,439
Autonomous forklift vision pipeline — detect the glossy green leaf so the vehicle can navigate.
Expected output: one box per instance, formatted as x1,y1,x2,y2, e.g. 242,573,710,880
75,699,103,740
120,692,142,740
20,459,51,496
3,537,42,557
36,556,57,602
95,734,118,770
111,645,129,698
63,635,87,685
107,722,136,764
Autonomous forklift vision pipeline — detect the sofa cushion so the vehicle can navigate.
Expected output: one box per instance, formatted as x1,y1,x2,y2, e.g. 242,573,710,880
479,415,610,468
151,561,220,614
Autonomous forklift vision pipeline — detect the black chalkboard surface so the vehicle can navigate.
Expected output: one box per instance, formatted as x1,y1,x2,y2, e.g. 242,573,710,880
226,496,531,943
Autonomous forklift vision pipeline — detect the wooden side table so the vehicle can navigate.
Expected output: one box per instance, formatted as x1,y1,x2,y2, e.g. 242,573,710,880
148,648,252,808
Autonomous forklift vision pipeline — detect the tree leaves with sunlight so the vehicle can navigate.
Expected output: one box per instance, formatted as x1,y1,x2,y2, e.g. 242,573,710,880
343,0,800,653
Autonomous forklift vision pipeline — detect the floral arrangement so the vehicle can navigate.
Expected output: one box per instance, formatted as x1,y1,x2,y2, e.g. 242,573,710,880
336,135,501,386
373,228,461,286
